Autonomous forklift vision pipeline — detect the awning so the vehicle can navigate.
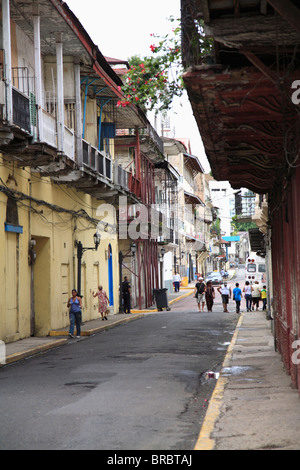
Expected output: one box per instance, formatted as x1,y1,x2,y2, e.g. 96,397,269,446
185,233,206,251
184,191,205,207
183,153,204,178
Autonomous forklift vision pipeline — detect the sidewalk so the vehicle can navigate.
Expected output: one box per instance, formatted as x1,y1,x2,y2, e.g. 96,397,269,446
1,286,194,367
195,310,300,450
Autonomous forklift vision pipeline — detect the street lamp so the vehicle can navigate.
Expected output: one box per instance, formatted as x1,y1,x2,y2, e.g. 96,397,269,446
119,242,137,313
159,246,166,289
77,231,101,297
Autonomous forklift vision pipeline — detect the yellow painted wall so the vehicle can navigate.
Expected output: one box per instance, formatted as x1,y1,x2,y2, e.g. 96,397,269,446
0,160,120,342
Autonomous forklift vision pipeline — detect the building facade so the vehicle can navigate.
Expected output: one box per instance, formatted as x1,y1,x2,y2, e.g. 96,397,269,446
0,0,163,341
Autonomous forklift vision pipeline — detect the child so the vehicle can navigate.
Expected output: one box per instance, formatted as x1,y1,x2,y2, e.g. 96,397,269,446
233,282,242,314
261,285,267,310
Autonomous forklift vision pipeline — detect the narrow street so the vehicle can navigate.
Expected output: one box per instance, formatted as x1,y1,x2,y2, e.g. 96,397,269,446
0,272,243,450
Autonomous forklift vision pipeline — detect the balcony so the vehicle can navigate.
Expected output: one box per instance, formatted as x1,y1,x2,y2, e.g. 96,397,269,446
82,141,112,180
0,66,76,169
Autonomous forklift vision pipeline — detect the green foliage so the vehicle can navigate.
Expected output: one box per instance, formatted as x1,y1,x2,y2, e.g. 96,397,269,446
210,217,221,236
117,16,211,114
231,215,257,235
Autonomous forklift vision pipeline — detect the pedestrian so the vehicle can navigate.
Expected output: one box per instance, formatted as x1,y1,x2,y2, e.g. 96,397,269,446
194,277,206,312
92,285,110,320
173,272,181,292
252,281,261,311
232,282,242,314
217,282,232,312
122,276,131,313
205,280,215,312
261,285,267,310
243,281,253,312
67,289,82,338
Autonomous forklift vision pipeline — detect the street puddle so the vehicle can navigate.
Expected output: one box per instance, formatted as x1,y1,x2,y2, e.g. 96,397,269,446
222,366,254,376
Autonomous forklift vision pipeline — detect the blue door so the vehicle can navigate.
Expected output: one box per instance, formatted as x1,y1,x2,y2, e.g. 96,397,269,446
108,244,114,306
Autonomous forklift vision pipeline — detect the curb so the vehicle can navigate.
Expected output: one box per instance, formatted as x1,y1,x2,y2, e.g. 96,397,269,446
4,338,68,366
49,313,144,337
194,312,244,450
131,290,194,313
4,314,144,366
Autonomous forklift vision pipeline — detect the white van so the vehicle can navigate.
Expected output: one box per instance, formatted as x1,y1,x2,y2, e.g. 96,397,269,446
245,252,266,284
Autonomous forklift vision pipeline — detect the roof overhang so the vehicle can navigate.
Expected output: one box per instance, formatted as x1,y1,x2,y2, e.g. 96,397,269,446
184,190,205,207
183,64,299,194
183,153,204,177
163,137,188,155
181,0,300,195
10,0,147,130
248,227,266,256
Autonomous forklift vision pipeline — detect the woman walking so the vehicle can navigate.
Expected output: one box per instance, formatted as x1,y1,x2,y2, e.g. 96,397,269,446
205,280,215,312
67,289,82,338
93,285,110,320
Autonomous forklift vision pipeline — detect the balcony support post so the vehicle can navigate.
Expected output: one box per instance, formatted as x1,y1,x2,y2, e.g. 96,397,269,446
56,32,64,153
2,0,12,124
74,61,83,166
33,7,43,141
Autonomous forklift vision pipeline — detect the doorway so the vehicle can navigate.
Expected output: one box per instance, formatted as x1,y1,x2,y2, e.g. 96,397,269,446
32,236,50,336
108,244,114,306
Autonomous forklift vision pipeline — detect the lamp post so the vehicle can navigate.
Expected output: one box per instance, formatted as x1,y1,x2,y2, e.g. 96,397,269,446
76,231,101,297
159,246,165,289
119,242,136,313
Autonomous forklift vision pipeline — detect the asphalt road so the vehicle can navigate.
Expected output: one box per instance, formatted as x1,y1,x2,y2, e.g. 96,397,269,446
0,279,240,450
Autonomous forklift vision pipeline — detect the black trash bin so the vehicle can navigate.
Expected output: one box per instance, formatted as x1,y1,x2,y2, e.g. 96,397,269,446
153,288,170,311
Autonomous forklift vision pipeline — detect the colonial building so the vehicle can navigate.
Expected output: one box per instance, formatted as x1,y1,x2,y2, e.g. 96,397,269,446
163,136,207,284
0,0,163,341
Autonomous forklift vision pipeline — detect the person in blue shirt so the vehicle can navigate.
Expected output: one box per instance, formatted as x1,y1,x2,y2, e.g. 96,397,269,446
67,289,82,338
232,283,242,314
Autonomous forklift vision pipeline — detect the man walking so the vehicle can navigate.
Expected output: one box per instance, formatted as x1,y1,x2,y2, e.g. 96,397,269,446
194,277,206,312
122,276,131,314
217,282,232,312
233,282,242,314
173,272,181,292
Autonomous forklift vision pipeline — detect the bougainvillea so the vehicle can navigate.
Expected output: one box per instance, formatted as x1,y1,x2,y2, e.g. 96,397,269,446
117,16,184,114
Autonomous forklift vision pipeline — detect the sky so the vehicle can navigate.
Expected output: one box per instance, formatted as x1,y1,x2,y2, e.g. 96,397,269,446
66,0,210,172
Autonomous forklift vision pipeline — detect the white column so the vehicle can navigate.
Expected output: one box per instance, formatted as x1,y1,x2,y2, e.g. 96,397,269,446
33,8,43,141
74,61,83,166
56,33,64,152
2,0,12,124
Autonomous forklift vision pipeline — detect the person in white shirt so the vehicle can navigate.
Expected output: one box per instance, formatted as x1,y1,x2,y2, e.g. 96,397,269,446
251,281,261,311
173,272,181,292
217,282,232,312
243,281,254,312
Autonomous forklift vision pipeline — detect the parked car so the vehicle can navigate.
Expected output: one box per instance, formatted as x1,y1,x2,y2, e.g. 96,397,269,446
205,272,223,286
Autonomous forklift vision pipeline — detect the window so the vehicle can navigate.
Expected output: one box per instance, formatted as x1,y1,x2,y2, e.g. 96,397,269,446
247,263,256,273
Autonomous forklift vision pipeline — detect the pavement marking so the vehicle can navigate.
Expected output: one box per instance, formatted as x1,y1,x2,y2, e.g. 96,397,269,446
194,313,244,450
